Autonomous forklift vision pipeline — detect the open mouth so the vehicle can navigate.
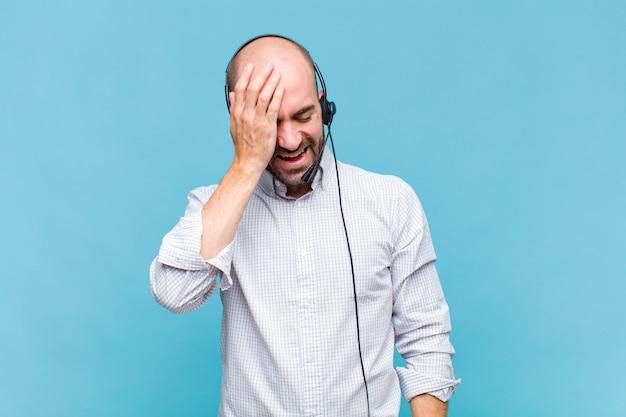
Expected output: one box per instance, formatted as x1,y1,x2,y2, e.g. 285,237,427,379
277,146,309,161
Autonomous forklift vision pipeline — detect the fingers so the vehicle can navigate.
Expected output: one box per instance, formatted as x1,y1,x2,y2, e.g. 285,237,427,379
267,83,284,122
231,63,253,115
232,63,282,121
228,62,284,172
255,68,282,122
242,63,275,116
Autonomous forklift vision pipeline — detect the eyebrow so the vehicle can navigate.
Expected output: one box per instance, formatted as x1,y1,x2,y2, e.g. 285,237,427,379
292,104,316,118
277,104,317,125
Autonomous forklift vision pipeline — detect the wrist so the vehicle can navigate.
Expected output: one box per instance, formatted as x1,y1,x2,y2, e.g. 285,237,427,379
231,155,269,178
224,159,266,194
230,158,264,180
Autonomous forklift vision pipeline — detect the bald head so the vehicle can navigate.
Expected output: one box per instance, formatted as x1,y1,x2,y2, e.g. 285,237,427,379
226,36,318,94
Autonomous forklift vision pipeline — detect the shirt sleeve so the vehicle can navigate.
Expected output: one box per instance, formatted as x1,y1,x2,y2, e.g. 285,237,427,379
149,186,235,314
391,180,460,402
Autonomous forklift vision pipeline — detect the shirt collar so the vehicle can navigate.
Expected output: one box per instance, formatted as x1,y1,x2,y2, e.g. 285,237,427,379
257,146,335,199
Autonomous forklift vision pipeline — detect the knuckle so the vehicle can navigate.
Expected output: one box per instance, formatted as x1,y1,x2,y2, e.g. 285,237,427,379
247,85,260,96
234,80,246,92
240,113,253,125
257,91,271,104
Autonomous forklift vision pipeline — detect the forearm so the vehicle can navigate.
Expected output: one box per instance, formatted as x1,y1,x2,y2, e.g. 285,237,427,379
410,394,448,417
200,162,262,259
201,62,284,259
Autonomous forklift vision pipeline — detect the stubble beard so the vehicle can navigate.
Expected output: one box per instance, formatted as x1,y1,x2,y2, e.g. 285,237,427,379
267,135,324,188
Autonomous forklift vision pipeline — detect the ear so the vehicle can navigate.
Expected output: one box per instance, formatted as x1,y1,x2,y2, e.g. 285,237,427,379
318,90,325,100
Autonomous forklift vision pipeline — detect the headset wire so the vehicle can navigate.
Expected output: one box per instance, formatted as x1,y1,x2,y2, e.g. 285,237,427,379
328,126,371,417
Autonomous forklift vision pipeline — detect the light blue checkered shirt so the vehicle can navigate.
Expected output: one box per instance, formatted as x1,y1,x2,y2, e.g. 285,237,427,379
150,150,459,416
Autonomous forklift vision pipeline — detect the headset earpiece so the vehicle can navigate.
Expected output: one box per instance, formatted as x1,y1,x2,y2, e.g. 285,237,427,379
320,93,336,126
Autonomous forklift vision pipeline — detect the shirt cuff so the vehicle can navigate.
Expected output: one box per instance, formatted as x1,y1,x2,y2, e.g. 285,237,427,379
204,240,234,290
426,385,460,403
396,362,461,403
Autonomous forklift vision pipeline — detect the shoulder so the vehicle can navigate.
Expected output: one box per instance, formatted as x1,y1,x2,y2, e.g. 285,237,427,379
181,184,219,210
336,161,427,226
336,161,420,202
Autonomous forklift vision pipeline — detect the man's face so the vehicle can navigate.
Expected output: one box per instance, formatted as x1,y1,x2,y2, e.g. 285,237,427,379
265,61,324,197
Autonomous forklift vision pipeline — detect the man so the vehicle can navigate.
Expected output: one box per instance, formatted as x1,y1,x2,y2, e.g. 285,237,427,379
150,35,459,416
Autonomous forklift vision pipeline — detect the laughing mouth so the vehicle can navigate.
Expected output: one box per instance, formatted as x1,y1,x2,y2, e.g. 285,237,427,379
277,146,309,161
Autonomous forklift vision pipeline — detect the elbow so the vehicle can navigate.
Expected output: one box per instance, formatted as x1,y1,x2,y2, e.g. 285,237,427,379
149,259,210,314
151,285,193,314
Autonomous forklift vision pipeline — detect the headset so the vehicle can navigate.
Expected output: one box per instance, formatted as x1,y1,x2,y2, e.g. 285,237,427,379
224,35,336,126
224,35,370,416
224,35,336,183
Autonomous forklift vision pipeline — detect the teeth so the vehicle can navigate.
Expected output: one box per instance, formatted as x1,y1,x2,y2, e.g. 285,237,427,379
279,147,307,160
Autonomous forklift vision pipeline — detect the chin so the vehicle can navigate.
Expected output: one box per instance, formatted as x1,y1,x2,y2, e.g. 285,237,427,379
273,171,307,188
269,161,308,183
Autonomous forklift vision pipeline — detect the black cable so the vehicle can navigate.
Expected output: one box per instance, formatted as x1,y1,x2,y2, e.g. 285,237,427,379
328,126,371,417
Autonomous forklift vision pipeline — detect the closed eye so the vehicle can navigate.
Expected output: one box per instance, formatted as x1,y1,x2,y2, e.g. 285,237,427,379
292,104,316,122
277,104,317,125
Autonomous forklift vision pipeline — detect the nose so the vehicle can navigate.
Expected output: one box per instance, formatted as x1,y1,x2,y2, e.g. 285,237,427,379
276,121,302,151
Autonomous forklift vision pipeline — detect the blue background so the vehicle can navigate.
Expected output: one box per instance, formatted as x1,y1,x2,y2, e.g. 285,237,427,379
1,1,625,416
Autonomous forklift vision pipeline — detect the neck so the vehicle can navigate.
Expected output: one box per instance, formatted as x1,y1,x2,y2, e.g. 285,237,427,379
286,183,312,198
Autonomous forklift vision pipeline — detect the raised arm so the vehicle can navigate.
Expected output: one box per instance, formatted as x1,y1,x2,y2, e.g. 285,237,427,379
150,63,283,313
201,62,283,259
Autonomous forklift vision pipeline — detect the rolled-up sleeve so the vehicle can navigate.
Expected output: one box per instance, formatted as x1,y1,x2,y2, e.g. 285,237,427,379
391,181,460,402
150,186,235,314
